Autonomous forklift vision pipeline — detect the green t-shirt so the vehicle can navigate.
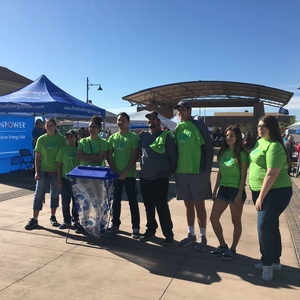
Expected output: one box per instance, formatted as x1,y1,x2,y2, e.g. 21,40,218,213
108,131,139,177
249,138,292,191
56,145,80,179
35,133,67,172
219,149,248,189
77,136,108,166
174,120,205,174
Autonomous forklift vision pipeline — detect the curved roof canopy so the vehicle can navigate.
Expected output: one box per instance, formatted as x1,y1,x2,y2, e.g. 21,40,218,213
122,81,293,109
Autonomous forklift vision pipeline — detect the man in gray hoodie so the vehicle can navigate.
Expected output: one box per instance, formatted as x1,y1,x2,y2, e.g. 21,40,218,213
139,111,178,246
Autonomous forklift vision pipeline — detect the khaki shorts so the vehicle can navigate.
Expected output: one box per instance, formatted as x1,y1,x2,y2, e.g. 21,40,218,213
175,172,212,202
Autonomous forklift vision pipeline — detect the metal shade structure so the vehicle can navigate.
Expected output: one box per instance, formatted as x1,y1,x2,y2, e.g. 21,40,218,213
122,81,294,109
0,75,106,120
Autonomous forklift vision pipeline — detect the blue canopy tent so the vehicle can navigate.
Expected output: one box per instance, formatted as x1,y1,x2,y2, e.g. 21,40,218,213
0,75,106,174
0,74,106,120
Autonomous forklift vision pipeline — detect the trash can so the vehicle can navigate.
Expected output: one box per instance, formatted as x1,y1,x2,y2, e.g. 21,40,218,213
67,166,119,238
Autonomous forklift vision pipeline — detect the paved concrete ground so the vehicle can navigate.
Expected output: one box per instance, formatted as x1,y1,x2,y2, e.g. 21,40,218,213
0,164,300,300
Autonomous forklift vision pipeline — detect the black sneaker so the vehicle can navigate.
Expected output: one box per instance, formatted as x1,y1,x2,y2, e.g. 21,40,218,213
163,236,174,246
139,231,155,241
59,223,70,229
73,221,83,230
131,228,140,239
210,245,229,257
106,224,119,233
221,248,236,260
25,218,38,230
50,215,59,227
75,227,85,234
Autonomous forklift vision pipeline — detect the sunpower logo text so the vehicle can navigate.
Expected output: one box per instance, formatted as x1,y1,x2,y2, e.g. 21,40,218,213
0,121,26,129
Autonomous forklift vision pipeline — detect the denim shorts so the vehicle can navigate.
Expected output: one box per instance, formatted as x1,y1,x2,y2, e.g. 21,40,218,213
216,186,246,204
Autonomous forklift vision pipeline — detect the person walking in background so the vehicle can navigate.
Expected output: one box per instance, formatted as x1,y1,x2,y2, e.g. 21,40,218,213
32,119,45,149
210,125,248,260
25,118,66,230
76,116,108,166
56,130,81,230
139,111,178,246
284,135,294,176
295,141,300,178
107,112,140,238
174,101,213,251
249,115,292,281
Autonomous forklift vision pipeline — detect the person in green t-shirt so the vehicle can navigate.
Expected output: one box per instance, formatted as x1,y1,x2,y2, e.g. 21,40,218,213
56,130,81,230
210,125,248,260
76,116,108,166
25,118,67,230
173,101,214,251
249,115,292,282
107,112,140,238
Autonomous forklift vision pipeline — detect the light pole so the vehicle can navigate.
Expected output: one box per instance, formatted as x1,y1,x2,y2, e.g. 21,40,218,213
86,77,102,103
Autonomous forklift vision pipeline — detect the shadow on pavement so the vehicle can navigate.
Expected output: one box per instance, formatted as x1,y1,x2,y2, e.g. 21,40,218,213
43,226,300,289
0,170,35,191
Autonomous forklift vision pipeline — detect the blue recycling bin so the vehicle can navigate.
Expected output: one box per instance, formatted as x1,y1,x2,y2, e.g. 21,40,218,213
67,166,119,238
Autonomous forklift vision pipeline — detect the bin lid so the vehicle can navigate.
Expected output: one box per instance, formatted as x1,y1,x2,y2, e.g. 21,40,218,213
67,166,119,180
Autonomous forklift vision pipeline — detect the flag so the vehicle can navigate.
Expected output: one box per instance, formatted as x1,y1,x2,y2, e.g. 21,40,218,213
278,106,289,115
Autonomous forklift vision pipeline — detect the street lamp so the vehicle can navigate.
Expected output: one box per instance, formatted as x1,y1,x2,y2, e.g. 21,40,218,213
86,77,103,103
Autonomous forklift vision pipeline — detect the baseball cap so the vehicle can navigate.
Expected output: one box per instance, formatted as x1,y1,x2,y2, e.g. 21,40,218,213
35,119,44,125
145,110,160,120
66,129,78,137
174,100,192,109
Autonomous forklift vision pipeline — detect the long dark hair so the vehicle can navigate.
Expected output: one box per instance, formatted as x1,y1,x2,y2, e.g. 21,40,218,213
259,115,291,166
217,125,247,170
89,115,103,130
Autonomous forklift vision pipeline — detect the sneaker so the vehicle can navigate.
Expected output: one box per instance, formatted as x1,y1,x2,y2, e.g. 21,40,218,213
25,218,38,230
262,265,273,281
178,233,196,247
59,223,70,229
106,224,119,233
50,215,59,227
75,227,85,234
73,221,83,230
210,245,229,257
131,228,140,239
196,235,207,251
139,231,155,241
254,262,282,272
221,248,236,260
163,236,174,246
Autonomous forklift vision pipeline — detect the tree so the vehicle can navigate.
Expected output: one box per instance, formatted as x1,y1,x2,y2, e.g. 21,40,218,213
289,115,296,125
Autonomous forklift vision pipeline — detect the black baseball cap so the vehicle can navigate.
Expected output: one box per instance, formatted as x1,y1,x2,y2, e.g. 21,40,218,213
66,130,78,137
145,110,160,120
35,119,44,125
174,100,192,109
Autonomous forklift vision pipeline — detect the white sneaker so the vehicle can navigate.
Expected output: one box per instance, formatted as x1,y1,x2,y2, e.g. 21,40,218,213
254,262,282,272
262,265,273,281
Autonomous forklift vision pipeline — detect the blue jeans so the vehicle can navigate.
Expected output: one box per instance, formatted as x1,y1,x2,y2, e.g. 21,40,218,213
61,177,78,224
112,177,140,230
252,186,292,266
33,172,60,211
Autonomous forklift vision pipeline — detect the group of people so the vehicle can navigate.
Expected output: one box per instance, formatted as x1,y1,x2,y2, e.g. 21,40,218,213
24,101,293,282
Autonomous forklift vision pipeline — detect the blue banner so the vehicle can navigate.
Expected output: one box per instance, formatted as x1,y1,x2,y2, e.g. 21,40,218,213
0,115,34,173
278,106,289,115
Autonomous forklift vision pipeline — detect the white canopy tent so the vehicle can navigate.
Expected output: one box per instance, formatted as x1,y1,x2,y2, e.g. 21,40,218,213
128,110,177,130
285,122,300,134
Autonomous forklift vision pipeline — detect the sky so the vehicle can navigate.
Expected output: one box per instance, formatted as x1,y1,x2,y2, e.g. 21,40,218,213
1,0,300,120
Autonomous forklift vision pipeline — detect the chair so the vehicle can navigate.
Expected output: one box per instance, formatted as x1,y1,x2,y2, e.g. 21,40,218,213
10,156,21,173
18,149,34,175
